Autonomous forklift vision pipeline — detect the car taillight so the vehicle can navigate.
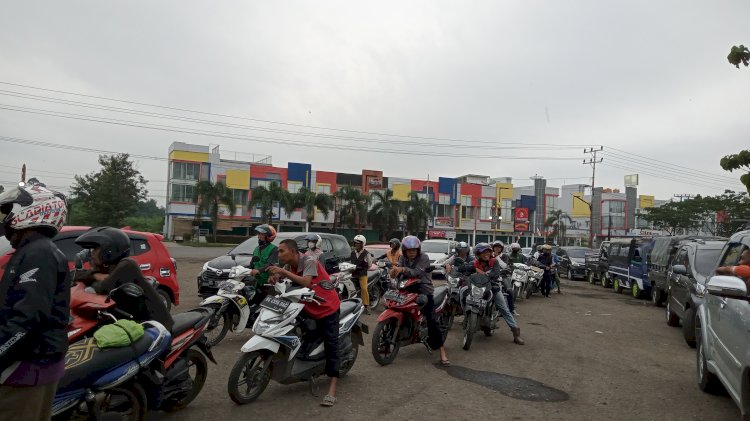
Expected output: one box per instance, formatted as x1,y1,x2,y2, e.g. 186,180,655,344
171,258,177,272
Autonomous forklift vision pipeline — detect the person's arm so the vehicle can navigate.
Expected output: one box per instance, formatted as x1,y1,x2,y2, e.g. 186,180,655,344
715,266,732,275
400,254,430,278
259,247,279,273
268,259,316,288
0,252,63,370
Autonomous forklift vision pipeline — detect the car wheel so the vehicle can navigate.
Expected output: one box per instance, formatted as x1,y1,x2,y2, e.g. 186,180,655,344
601,272,610,288
631,281,642,299
696,317,723,394
682,306,697,348
613,278,622,294
587,271,595,284
157,289,172,312
666,296,680,327
651,288,665,307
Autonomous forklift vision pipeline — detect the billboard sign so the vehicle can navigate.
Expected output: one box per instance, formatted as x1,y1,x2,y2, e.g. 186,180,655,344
434,217,453,227
367,176,384,189
514,207,530,232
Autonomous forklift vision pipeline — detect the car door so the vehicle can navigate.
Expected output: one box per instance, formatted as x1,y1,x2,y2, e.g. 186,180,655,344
128,237,155,277
319,238,335,263
629,248,644,290
668,248,689,316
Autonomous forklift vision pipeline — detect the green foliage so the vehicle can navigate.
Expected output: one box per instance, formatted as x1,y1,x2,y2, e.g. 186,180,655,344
642,191,750,236
292,187,333,225
544,209,572,245
368,189,402,241
70,154,148,227
720,149,750,194
405,192,432,235
193,180,235,241
122,216,164,233
334,186,369,231
248,182,292,224
728,45,750,68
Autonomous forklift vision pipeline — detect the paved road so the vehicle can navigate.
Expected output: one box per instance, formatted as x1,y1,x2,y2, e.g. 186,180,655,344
159,246,739,420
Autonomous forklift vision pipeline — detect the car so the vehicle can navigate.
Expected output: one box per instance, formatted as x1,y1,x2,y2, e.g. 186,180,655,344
420,239,457,277
197,232,351,297
557,247,594,280
695,230,750,418
0,226,179,310
664,239,726,347
367,244,391,262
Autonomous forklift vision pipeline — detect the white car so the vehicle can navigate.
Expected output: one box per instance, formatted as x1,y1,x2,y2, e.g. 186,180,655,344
421,239,457,277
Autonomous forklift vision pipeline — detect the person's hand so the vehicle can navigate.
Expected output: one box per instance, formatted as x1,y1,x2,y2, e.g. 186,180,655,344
445,264,452,273
250,269,259,276
268,274,280,285
389,267,403,278
267,266,287,278
93,273,108,282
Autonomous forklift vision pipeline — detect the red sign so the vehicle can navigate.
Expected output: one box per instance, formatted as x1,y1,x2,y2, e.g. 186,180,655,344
434,217,453,227
514,207,529,232
427,230,446,239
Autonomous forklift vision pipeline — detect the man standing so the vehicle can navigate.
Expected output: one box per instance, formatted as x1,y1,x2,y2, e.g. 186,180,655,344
268,239,341,407
0,184,69,421
350,235,372,312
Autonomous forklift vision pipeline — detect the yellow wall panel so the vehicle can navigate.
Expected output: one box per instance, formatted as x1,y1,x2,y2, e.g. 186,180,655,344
496,183,513,201
169,150,209,162
571,193,591,217
393,184,411,201
226,169,250,190
639,195,655,209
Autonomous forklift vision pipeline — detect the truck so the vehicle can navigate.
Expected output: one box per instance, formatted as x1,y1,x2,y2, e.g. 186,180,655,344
607,237,654,298
585,240,610,286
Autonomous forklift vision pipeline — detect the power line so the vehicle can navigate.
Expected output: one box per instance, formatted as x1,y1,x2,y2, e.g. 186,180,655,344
602,155,733,190
603,150,736,183
605,147,736,181
603,161,730,191
0,105,585,161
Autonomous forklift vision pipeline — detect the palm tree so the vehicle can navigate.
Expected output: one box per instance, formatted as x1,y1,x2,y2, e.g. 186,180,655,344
192,180,236,242
335,185,369,231
249,182,293,224
293,187,333,232
405,192,433,236
368,189,402,241
544,209,572,245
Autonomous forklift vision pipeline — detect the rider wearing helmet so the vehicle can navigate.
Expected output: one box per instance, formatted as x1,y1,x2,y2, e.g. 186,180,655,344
350,235,372,311
534,244,555,297
390,236,450,366
0,184,69,420
304,233,323,261
508,243,527,264
75,227,174,332
473,243,525,345
385,238,402,266
249,224,279,286
443,241,474,274
492,241,510,266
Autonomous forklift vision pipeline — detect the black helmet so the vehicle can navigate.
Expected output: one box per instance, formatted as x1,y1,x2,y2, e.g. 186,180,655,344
75,227,131,265
389,238,401,248
455,241,470,253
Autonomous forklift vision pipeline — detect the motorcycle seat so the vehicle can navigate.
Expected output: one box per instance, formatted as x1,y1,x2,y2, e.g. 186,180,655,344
57,329,154,392
432,285,449,305
172,308,211,336
340,299,363,317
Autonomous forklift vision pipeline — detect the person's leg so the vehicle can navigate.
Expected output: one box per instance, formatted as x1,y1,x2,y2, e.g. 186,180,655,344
319,311,340,406
0,382,58,421
358,275,370,307
556,272,562,293
493,291,524,344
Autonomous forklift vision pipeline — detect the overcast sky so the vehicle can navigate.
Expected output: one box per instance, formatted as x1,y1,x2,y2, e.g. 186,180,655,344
1,1,748,205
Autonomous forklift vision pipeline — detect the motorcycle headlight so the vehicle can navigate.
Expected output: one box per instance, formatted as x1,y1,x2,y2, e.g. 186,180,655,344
448,276,458,287
254,320,273,335
217,281,233,291
472,286,485,297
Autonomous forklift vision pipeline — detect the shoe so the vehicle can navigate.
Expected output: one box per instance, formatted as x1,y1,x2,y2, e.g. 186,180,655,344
439,359,451,367
320,395,337,407
513,311,520,316
511,327,525,345
363,306,371,315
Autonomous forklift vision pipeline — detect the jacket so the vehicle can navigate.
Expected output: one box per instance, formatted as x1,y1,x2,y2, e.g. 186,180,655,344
252,242,279,286
536,252,554,275
0,232,70,373
398,252,433,294
77,258,174,332
350,248,371,277
508,252,527,264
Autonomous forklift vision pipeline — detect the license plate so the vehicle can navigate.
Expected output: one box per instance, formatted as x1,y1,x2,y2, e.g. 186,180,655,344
384,290,406,304
260,296,291,313
450,287,460,294
466,296,486,307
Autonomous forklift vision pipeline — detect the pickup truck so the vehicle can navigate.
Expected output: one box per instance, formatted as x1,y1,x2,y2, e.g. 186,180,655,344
585,241,610,286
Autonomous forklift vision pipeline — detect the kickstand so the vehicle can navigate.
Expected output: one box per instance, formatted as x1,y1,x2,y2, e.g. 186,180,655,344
309,375,320,397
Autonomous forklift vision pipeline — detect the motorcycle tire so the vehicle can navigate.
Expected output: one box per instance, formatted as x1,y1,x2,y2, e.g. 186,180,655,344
525,285,533,299
512,285,520,301
98,383,147,421
447,310,455,331
462,312,477,351
227,351,273,405
368,285,381,310
371,318,401,366
204,306,231,348
339,344,359,377
161,349,209,412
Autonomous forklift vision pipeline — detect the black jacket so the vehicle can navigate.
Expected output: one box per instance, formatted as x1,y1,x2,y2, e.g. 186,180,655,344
77,258,174,332
350,249,370,277
0,232,70,372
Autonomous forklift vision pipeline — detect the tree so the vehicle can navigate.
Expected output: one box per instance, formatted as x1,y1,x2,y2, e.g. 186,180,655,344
368,189,402,241
193,181,235,241
544,209,572,245
720,150,750,194
334,186,369,231
728,45,750,68
249,182,293,224
293,187,333,232
70,154,147,227
27,177,46,187
405,192,432,236
642,201,699,235
123,199,166,234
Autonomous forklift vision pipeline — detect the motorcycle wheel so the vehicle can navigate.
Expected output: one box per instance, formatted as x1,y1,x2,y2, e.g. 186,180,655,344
161,349,208,412
227,351,272,405
339,344,359,377
462,312,477,351
371,318,400,366
446,310,455,331
368,285,381,310
97,383,146,421
512,285,520,301
204,307,231,347
525,285,533,299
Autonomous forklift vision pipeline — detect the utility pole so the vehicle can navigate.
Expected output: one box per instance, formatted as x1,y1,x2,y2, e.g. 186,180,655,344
673,194,694,202
583,147,603,247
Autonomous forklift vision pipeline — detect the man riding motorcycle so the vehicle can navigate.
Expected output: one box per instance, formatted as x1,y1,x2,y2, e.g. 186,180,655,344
74,226,174,332
384,238,401,266
473,243,524,345
443,241,474,274
249,224,279,286
491,241,517,316
508,243,527,264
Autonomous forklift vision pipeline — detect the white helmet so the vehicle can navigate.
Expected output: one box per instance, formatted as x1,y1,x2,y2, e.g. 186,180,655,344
0,183,67,238
511,243,521,251
353,234,366,246
304,233,322,248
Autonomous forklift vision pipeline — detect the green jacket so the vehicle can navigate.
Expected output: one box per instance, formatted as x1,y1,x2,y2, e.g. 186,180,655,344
252,243,279,285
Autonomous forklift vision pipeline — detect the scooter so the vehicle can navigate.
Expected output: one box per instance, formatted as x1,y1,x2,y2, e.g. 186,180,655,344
226,279,368,405
460,273,500,351
371,268,450,366
511,263,530,300
200,256,262,346
331,262,359,300
445,267,468,330
524,266,545,298
53,321,171,421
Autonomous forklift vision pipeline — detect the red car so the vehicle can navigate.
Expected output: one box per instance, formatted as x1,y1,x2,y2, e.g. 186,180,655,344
0,226,179,310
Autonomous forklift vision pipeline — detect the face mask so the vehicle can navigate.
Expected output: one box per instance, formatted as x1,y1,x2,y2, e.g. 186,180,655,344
308,241,317,250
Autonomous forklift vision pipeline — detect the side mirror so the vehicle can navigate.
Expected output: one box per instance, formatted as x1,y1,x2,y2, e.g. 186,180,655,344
672,265,687,276
707,275,748,299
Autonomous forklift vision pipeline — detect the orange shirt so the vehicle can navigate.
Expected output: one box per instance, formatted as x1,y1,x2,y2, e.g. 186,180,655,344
733,265,750,279
386,249,401,266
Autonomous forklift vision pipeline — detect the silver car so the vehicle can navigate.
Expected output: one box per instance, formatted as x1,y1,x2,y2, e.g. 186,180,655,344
696,229,750,418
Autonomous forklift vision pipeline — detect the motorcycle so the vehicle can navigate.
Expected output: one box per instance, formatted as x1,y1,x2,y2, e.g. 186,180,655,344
460,273,500,351
445,267,468,330
53,321,171,421
371,268,450,366
511,263,530,300
227,279,368,405
200,255,262,346
524,265,545,298
332,261,382,308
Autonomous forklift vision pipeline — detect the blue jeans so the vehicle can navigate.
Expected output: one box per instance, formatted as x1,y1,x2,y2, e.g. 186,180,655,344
492,286,517,329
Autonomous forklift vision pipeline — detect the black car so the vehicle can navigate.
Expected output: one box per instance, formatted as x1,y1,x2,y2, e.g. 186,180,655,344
664,239,726,348
557,247,594,280
197,232,351,297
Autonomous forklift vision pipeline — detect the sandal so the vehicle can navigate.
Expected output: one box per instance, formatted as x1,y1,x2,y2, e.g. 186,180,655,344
439,359,451,367
320,394,337,407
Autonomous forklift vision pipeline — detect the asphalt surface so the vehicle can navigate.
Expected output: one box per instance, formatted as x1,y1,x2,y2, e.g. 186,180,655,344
155,243,739,420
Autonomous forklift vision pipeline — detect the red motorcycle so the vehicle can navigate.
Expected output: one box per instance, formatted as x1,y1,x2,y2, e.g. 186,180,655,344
371,273,450,366
66,281,216,412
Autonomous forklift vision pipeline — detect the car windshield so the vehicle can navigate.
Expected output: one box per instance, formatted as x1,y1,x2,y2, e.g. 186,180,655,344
566,248,592,258
421,241,450,253
695,248,722,277
229,233,304,255
0,236,12,255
